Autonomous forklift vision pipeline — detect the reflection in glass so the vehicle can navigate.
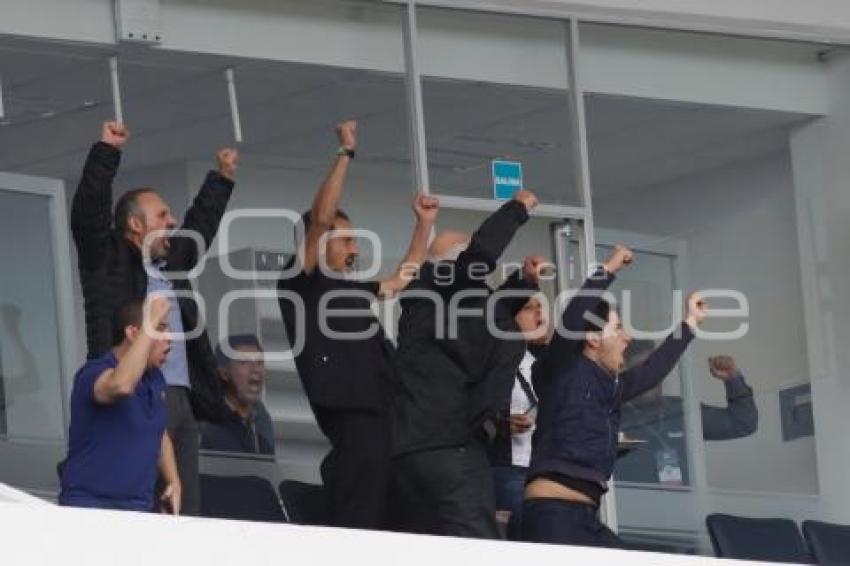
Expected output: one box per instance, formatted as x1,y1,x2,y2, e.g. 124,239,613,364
0,190,64,442
589,79,819,551
418,8,578,206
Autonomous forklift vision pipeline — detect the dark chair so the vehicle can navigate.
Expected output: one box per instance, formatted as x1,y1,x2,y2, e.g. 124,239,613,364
706,513,813,564
199,474,286,522
278,480,330,526
803,520,850,565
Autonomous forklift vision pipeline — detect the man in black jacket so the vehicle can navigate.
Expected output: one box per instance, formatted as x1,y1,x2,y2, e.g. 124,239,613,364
71,121,238,515
277,120,438,530
390,190,542,539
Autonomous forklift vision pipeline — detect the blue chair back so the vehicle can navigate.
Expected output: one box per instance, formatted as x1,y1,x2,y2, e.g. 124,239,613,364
803,520,850,565
278,480,330,526
200,474,286,523
706,513,812,563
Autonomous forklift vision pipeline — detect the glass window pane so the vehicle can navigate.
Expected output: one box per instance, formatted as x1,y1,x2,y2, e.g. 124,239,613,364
597,247,693,486
418,8,579,207
585,23,826,553
0,189,64,442
0,38,115,498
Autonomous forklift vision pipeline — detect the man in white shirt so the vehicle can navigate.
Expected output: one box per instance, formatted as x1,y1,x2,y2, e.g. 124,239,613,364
491,294,548,537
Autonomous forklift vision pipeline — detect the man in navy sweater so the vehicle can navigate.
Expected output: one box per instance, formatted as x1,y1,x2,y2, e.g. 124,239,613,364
521,248,708,548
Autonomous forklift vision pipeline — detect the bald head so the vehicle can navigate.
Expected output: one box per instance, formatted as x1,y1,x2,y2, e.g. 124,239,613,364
428,230,470,262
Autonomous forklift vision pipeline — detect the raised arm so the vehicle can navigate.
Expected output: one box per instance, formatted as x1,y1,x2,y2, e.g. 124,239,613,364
701,356,758,440
92,296,170,404
378,193,439,298
301,120,357,275
70,121,127,270
158,432,182,515
451,190,538,289
490,256,546,319
620,293,707,402
167,148,238,272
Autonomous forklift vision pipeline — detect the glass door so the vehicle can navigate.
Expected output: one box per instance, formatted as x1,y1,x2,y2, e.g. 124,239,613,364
0,173,78,500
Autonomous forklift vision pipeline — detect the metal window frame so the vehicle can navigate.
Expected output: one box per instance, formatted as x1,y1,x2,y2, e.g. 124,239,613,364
0,173,78,438
400,0,617,529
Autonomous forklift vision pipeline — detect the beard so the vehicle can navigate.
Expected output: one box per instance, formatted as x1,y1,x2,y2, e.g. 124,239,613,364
147,238,169,260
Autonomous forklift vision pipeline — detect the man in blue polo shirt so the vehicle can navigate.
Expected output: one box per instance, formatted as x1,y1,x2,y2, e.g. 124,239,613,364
60,295,181,514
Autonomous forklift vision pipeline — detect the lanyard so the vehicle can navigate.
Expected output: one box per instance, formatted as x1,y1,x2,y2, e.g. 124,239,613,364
516,368,538,408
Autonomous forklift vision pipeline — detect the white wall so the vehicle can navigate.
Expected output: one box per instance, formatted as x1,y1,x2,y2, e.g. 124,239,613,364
787,56,850,524
0,1,831,114
9,0,850,47
417,8,829,113
400,0,850,43
0,498,766,566
595,151,820,497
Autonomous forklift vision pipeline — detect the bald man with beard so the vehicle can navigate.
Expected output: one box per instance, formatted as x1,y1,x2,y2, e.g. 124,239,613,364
390,190,546,539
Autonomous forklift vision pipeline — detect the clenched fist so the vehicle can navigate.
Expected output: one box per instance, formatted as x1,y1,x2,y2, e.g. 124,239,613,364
336,120,357,150
101,121,129,150
413,193,439,225
708,355,738,381
513,189,538,213
685,291,708,330
523,255,553,285
603,244,634,275
216,148,239,181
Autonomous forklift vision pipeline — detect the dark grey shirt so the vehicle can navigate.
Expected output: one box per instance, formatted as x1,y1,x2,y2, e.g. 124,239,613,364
201,401,275,456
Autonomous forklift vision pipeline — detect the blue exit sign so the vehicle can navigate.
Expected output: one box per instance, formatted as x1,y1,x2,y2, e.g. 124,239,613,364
492,160,523,200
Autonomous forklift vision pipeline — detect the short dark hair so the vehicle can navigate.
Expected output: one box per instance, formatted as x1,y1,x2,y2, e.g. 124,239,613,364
296,208,351,244
215,334,264,368
583,299,614,335
111,298,146,346
114,188,156,235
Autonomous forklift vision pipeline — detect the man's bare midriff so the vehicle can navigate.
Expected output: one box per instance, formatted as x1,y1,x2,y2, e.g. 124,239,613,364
524,477,596,506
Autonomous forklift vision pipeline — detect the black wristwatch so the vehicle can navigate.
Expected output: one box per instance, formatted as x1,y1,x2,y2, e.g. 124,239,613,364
336,146,356,160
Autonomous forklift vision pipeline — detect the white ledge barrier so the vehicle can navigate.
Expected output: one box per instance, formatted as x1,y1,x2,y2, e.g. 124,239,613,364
0,489,785,566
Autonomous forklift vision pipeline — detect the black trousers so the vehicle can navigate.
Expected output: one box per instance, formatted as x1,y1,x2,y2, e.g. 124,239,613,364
520,498,626,549
392,439,500,539
316,409,391,529
164,386,200,516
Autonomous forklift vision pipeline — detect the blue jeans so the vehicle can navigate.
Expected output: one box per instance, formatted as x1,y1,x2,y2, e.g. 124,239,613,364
492,465,527,516
492,465,528,539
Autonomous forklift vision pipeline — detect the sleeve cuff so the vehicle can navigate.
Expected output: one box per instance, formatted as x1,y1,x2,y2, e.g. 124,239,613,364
724,373,753,398
586,265,616,288
501,199,530,224
206,170,235,191
92,141,122,165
